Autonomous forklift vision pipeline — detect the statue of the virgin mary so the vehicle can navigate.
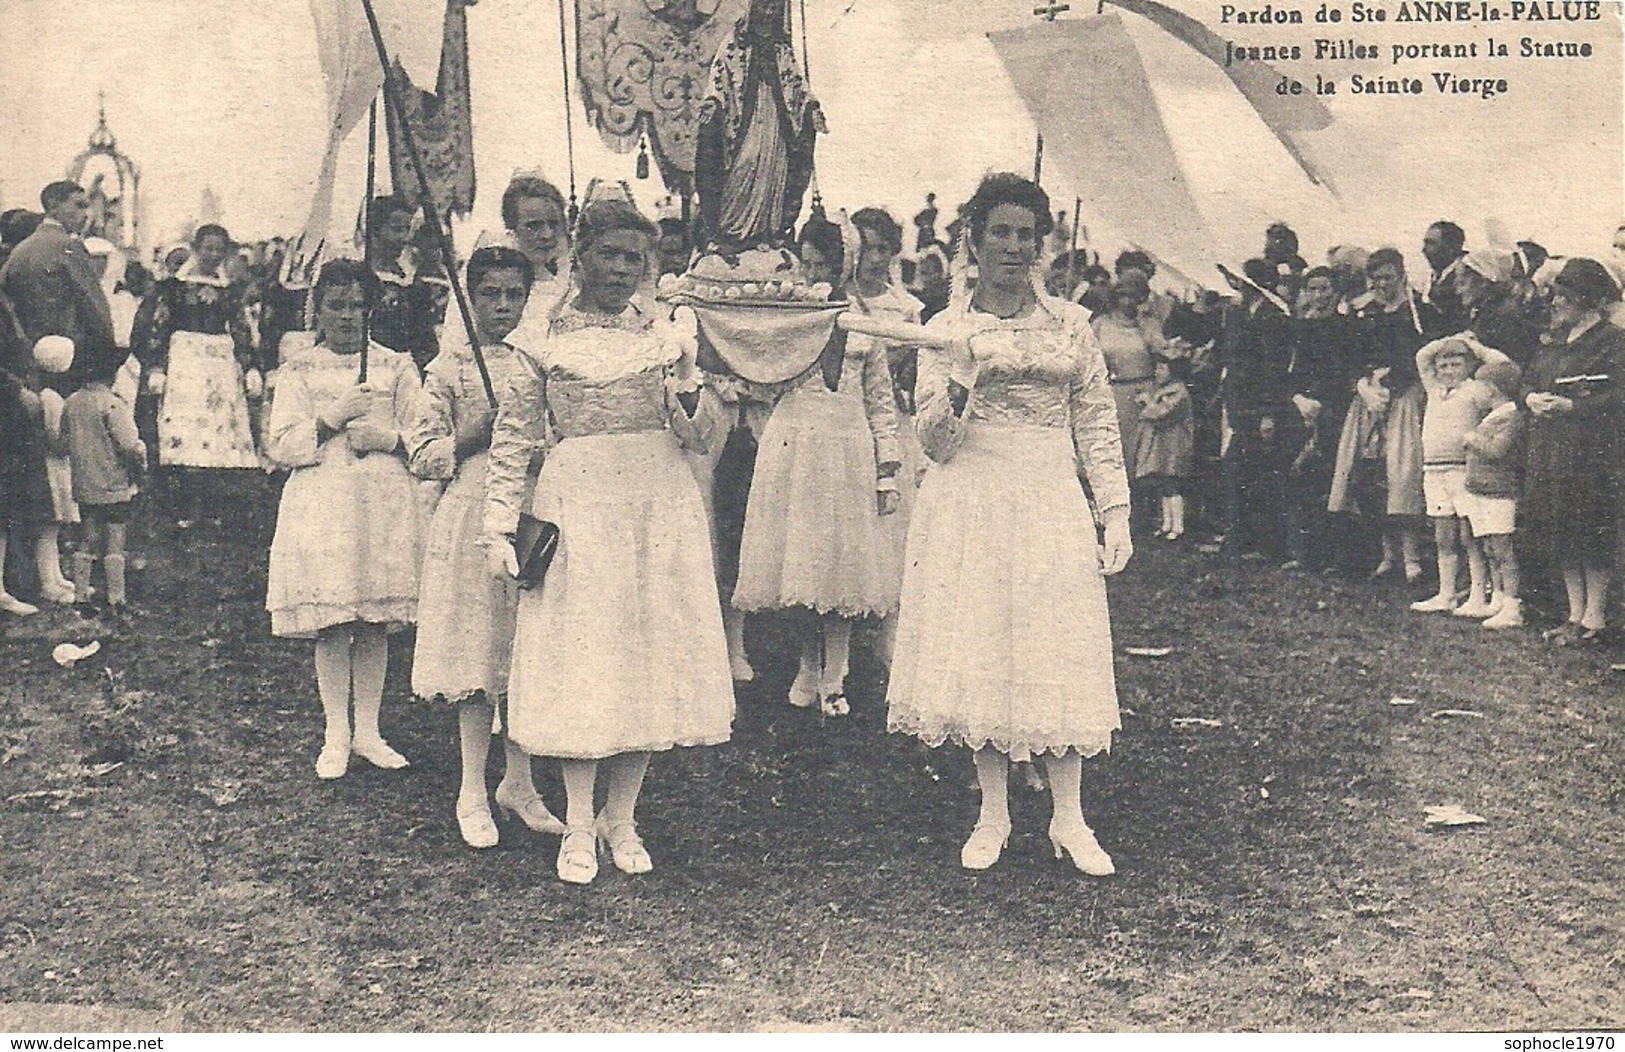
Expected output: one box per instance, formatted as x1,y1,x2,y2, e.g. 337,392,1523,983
693,0,825,252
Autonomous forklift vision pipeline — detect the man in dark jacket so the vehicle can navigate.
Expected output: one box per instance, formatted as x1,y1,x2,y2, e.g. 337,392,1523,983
1423,220,1471,334
0,181,119,388
1287,266,1364,569
1220,258,1298,562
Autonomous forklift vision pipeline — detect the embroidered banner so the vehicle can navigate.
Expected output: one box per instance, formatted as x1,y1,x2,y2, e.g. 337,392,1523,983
575,0,749,189
387,0,477,217
303,0,444,240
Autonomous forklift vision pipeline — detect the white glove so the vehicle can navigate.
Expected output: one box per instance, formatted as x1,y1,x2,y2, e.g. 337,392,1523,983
1099,512,1133,575
318,385,372,430
667,307,703,394
147,370,167,396
244,369,264,399
947,337,978,384
486,538,520,580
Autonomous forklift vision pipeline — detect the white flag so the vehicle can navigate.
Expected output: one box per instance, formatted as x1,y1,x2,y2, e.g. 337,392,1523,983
303,0,445,243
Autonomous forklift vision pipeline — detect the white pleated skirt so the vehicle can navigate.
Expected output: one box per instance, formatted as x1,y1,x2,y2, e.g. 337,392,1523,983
506,430,734,759
412,452,517,704
886,423,1120,762
732,385,899,618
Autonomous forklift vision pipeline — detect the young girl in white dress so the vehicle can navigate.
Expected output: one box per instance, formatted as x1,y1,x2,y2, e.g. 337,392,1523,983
846,207,927,668
731,216,902,716
484,190,733,885
266,259,426,780
407,245,565,848
886,173,1134,876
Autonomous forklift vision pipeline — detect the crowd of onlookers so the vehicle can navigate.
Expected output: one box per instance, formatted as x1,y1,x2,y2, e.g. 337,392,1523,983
1047,216,1625,651
4,175,1623,654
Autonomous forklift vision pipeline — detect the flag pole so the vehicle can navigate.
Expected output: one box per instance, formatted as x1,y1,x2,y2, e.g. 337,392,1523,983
358,0,496,406
361,98,377,384
1067,196,1081,299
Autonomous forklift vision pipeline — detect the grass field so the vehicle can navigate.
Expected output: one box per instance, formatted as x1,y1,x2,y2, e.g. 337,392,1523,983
1,477,1621,1031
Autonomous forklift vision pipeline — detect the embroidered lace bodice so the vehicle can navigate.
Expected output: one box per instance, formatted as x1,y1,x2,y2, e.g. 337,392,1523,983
404,341,528,481
915,296,1130,514
483,304,714,540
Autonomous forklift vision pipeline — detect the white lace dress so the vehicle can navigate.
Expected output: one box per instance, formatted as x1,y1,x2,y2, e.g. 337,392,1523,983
731,328,902,618
885,296,1130,761
265,344,425,638
406,342,529,703
483,304,734,760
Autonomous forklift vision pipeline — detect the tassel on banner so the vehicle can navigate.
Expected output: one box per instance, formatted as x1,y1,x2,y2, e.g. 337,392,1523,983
636,130,650,181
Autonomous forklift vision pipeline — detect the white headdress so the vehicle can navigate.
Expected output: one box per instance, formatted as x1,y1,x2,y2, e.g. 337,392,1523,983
573,178,658,305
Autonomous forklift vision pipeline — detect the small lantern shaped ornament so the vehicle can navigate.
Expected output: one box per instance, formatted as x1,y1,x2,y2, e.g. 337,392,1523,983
636,131,651,181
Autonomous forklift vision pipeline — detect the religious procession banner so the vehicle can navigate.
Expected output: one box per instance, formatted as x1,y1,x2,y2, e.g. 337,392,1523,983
386,0,477,217
1102,0,1335,189
304,0,446,241
988,15,1222,285
575,0,750,188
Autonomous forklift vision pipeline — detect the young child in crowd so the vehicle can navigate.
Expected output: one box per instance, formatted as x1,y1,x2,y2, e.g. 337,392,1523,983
63,354,146,611
1135,353,1195,541
1461,359,1526,628
1281,395,1325,570
32,336,78,604
1410,336,1510,616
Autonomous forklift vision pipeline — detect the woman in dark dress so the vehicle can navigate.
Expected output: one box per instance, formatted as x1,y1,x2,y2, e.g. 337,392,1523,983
1520,258,1624,645
141,225,262,532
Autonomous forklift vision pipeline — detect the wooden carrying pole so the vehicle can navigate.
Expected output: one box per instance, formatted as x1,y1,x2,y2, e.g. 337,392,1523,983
358,0,496,406
361,99,378,383
1066,196,1082,296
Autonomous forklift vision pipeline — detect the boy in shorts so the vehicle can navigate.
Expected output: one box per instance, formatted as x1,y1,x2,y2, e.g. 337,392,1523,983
1410,336,1510,615
63,352,145,612
1462,360,1526,628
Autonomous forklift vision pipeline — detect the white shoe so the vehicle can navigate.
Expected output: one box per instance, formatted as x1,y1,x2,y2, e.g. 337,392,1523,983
494,781,566,835
315,741,350,780
0,593,39,617
1483,597,1525,630
1049,819,1115,877
595,815,653,875
1410,593,1457,614
787,666,818,709
41,578,76,604
960,820,1011,871
1453,595,1497,619
729,655,757,684
352,736,409,770
456,797,499,849
557,826,598,885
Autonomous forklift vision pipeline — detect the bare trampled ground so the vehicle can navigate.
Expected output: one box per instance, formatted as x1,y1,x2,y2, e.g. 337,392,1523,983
1,477,1620,1031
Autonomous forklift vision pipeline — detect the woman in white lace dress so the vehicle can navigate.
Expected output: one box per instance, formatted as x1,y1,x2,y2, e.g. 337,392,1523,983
846,207,927,669
886,174,1134,876
266,259,425,780
731,215,902,716
483,194,733,885
406,245,565,849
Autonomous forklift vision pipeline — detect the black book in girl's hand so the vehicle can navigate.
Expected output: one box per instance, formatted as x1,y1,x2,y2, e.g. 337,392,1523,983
514,514,559,590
